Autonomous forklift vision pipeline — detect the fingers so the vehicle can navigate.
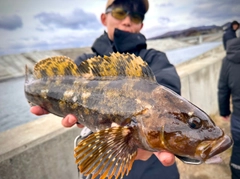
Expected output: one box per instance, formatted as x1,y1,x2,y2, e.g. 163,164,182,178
31,106,84,128
153,151,175,166
135,148,152,161
30,106,48,115
221,116,230,121
61,114,84,128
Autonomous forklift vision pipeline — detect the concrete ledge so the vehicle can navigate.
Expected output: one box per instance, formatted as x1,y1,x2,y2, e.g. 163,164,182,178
0,115,81,179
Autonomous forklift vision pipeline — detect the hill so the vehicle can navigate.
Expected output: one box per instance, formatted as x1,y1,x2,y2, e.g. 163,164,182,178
148,23,229,40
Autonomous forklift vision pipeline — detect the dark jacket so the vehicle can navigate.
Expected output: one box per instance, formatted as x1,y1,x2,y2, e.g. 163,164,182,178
77,29,180,179
75,29,181,95
223,22,238,50
218,38,240,117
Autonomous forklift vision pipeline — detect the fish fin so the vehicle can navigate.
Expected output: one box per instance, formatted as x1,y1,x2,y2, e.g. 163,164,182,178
78,52,156,81
33,56,80,79
74,126,138,179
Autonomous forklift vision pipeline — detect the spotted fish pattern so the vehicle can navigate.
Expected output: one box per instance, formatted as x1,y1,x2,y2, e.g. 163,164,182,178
24,52,232,179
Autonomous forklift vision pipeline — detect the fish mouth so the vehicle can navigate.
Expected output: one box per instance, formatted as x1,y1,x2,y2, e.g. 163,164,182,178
206,135,233,159
197,135,233,161
176,135,233,165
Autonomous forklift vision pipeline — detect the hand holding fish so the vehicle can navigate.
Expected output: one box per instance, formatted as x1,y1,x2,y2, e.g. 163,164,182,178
154,151,175,166
30,106,49,115
221,115,230,121
135,148,175,166
30,106,84,128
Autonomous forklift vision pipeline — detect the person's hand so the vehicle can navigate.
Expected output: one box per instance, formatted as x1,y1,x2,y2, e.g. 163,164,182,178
61,114,84,128
30,106,49,115
153,151,175,166
30,106,84,128
135,148,175,166
221,115,230,121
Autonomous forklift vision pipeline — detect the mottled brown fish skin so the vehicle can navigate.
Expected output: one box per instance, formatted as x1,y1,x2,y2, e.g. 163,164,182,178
25,76,158,132
25,74,231,162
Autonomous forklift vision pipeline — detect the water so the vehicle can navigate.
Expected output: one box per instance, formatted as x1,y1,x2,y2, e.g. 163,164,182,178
166,41,221,65
0,42,222,133
0,77,39,133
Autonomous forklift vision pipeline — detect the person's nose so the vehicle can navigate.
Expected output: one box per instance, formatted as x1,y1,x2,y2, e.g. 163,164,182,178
122,15,132,26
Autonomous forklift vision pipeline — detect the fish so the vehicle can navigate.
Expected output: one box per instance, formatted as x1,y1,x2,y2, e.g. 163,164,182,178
24,52,232,179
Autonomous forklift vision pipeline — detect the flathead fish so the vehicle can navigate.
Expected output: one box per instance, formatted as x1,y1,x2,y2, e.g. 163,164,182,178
24,53,232,179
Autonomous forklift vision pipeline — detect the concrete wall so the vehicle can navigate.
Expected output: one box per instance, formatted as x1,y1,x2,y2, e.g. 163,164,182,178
0,115,80,179
176,44,225,115
0,45,225,179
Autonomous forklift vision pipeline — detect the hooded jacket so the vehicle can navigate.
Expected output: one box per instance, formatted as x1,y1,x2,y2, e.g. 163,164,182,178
75,29,181,95
222,22,239,50
218,38,240,116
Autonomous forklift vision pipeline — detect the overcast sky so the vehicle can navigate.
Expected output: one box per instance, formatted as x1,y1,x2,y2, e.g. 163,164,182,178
0,0,239,56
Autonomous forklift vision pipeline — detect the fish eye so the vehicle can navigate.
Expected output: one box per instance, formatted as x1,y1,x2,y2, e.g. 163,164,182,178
188,117,202,129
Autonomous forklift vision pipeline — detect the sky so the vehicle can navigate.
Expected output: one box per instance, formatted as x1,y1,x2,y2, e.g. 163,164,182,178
0,0,239,56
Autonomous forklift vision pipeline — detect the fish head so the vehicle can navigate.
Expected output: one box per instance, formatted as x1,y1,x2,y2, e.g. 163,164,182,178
139,86,233,163
160,110,232,163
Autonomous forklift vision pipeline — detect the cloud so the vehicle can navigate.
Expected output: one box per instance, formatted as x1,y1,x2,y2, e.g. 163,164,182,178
157,2,174,7
0,15,23,30
191,0,240,22
158,17,171,25
142,24,170,38
34,8,101,30
0,29,103,56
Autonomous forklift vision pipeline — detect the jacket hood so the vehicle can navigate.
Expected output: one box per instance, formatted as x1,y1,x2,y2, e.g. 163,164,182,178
225,25,236,33
225,21,239,32
91,29,147,56
226,38,240,63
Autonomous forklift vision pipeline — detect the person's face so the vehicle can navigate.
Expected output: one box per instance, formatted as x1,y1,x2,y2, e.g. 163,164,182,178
101,6,144,40
233,24,239,30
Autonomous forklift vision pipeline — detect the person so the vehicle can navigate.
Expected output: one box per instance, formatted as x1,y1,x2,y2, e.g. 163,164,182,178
218,37,240,179
222,20,239,50
31,0,181,178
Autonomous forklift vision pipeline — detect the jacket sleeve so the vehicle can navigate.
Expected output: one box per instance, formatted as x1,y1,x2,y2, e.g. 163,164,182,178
217,58,231,116
140,49,181,95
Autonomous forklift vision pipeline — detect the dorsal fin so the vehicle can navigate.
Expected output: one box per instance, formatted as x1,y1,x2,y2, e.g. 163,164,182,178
78,52,156,81
33,56,80,79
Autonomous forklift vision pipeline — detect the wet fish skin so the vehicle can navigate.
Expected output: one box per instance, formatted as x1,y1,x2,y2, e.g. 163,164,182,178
136,85,229,161
25,75,158,132
24,53,233,179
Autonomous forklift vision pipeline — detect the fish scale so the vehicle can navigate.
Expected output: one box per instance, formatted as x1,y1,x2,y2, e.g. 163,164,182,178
24,52,233,179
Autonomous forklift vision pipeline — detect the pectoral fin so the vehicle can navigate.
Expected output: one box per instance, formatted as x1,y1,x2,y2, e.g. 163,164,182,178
74,126,138,179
